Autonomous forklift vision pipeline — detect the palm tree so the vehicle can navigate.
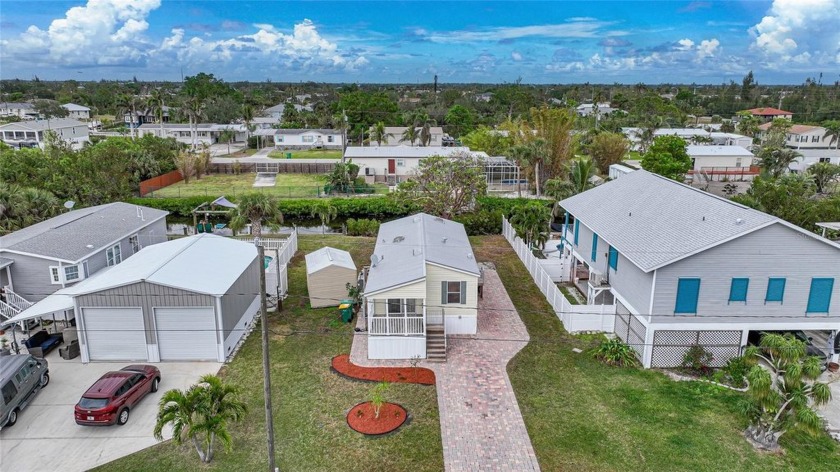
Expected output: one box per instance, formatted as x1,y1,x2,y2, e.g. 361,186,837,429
510,139,549,197
183,95,206,150
241,104,254,142
822,120,840,149
228,193,284,239
115,94,140,140
218,129,236,155
509,202,552,249
737,113,761,141
401,126,420,146
147,89,167,139
567,156,596,194
154,374,247,463
419,117,437,146
808,162,840,194
370,121,392,146
757,147,801,178
311,200,337,234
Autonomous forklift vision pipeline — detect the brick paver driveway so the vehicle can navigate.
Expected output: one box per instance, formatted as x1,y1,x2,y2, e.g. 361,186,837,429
351,265,540,471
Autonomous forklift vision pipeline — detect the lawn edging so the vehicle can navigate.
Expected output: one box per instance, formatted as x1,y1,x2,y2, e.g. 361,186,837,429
331,354,435,385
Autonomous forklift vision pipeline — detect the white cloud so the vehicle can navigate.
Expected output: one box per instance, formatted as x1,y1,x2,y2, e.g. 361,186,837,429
750,0,840,66
423,20,621,43
677,38,695,50
1,0,160,67
696,39,720,59
511,51,523,61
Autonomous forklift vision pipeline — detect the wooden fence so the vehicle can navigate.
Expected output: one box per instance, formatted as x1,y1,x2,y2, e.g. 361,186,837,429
211,162,337,175
139,170,183,196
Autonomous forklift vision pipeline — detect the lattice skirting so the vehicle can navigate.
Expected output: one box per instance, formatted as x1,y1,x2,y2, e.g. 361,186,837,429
614,313,647,359
650,330,743,368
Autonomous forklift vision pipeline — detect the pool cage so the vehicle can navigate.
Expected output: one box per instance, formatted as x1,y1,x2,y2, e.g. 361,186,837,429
484,156,527,193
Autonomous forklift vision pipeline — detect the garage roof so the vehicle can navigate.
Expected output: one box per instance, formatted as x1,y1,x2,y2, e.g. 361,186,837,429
67,234,257,296
305,247,356,274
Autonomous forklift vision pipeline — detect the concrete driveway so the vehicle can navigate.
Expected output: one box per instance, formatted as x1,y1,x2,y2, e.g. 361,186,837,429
0,350,221,471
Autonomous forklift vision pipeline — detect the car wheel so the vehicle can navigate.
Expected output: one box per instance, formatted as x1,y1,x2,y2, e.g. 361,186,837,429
6,409,18,427
117,408,130,426
40,373,50,388
151,377,160,393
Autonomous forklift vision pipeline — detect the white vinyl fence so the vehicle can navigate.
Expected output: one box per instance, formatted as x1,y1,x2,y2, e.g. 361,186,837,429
260,229,298,300
502,217,615,333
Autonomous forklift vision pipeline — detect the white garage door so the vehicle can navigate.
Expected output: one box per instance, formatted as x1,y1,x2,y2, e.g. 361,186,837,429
155,307,219,361
84,308,148,361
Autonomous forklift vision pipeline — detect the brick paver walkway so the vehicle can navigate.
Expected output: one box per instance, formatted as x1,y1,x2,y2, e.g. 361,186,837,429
351,265,540,471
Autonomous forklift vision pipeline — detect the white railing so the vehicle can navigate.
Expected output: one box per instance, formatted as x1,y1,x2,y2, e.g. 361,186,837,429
503,217,616,334
369,316,425,336
0,299,19,321
3,287,33,311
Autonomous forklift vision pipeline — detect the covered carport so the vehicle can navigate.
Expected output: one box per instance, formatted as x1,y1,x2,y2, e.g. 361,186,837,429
1,290,76,356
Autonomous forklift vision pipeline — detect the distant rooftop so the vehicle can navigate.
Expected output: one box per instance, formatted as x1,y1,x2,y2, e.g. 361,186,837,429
742,107,792,116
0,118,87,131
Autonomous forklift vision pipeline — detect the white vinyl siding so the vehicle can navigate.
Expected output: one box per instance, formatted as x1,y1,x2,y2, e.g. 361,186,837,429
83,307,147,361
155,307,218,361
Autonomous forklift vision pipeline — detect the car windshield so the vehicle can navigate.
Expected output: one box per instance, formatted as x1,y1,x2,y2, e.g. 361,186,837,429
78,397,109,409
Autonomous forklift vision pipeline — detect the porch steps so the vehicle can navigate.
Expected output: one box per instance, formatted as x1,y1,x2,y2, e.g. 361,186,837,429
426,324,446,362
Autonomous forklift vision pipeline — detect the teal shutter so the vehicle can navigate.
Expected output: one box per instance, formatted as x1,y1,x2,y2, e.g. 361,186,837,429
441,281,448,305
765,278,786,303
675,278,701,314
563,212,570,239
806,278,834,313
573,220,579,245
460,281,467,305
608,246,618,271
591,233,598,261
729,278,749,302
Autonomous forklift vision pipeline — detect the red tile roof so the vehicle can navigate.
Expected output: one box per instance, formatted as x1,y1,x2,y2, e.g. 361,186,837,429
742,107,793,116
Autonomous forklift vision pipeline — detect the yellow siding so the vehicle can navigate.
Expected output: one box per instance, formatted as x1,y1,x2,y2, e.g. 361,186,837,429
425,263,478,317
307,266,356,308
368,279,427,300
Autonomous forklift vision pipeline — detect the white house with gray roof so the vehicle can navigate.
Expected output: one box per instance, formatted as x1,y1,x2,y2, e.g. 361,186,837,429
61,103,90,120
0,202,168,325
363,213,481,360
0,118,89,149
272,128,343,150
558,170,839,368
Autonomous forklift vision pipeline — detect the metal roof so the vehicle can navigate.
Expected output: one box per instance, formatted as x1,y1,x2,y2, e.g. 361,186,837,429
686,145,754,157
559,170,779,272
61,103,90,111
0,118,87,131
274,128,340,135
65,233,257,296
0,203,168,263
344,145,486,159
305,247,356,274
364,213,479,295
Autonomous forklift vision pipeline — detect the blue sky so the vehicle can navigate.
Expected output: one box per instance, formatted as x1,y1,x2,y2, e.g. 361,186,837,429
1,1,838,84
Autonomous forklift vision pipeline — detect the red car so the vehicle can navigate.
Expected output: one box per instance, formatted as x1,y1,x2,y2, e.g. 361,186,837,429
74,365,161,426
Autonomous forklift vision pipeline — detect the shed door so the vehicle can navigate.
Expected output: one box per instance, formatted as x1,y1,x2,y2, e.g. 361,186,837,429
388,159,396,174
155,308,218,361
84,308,147,361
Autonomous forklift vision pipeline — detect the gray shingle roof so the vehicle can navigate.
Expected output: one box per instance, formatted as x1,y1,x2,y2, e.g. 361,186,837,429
364,213,480,295
0,202,168,262
0,118,87,131
559,170,777,272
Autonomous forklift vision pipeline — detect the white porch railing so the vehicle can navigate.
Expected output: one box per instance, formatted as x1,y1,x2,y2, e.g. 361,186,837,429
3,287,33,311
503,217,616,333
0,299,19,321
369,316,425,336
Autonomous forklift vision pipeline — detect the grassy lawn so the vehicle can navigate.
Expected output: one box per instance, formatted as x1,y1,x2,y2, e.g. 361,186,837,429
269,149,343,159
217,148,258,158
146,173,329,198
96,235,443,472
471,235,840,472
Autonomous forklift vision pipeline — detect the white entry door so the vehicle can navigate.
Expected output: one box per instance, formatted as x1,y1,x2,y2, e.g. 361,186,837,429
155,307,219,361
83,307,147,361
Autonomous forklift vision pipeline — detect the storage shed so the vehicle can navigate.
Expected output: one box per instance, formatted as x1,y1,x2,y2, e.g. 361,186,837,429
305,247,357,308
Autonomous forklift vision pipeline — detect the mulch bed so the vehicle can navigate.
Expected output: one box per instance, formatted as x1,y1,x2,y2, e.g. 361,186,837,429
347,402,408,436
331,354,435,385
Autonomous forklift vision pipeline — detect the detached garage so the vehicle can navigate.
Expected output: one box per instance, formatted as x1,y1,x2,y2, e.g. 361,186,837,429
305,247,357,308
67,234,261,362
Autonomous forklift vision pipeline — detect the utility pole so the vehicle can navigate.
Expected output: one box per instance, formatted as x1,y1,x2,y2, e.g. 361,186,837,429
256,241,277,472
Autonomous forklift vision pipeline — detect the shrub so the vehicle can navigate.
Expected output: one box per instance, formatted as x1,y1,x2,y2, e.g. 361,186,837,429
346,218,381,236
454,210,503,235
247,136,259,149
681,344,714,376
718,355,749,388
592,338,638,367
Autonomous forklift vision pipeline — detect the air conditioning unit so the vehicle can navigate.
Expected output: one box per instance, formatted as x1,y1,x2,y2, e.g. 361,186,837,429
365,167,375,176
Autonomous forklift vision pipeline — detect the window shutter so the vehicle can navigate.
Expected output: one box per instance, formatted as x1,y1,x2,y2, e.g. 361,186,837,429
441,281,448,305
460,281,467,305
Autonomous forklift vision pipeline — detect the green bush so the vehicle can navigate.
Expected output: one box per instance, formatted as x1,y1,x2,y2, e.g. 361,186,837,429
476,196,551,217
247,136,259,149
718,355,749,388
592,338,638,367
454,210,503,235
346,218,381,236
681,344,714,376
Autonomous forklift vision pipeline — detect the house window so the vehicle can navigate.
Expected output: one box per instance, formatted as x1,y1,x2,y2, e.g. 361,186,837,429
50,267,61,284
327,135,334,143
302,136,315,143
405,299,417,315
64,265,80,282
106,244,122,266
276,135,284,143
729,278,749,303
129,235,141,254
591,233,598,262
387,299,403,316
573,220,580,245
819,157,830,163
442,281,466,305
608,246,618,271
806,278,834,314
735,158,743,168
765,278,786,303
397,159,405,167
674,278,701,314
812,135,820,143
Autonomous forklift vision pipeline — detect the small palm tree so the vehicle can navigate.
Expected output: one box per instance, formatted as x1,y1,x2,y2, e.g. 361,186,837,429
822,120,840,149
115,94,140,140
218,129,236,155
509,202,552,249
147,89,167,139
228,193,284,239
401,126,420,146
154,374,247,463
370,121,392,146
567,156,596,195
311,201,337,235
183,95,206,149
757,147,801,178
241,104,254,142
419,117,437,146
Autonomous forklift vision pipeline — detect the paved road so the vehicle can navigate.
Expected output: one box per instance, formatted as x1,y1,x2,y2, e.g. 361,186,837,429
351,266,540,471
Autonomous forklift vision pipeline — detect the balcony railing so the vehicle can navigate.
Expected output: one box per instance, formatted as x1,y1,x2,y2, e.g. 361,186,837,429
369,316,425,336
588,272,610,288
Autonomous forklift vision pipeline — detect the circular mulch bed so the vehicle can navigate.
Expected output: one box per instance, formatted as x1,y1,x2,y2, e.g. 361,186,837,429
347,401,407,436
331,354,435,385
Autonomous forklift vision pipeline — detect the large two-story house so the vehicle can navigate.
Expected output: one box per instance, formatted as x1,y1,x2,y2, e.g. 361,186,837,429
362,213,481,361
0,203,168,324
558,170,838,368
757,123,840,172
